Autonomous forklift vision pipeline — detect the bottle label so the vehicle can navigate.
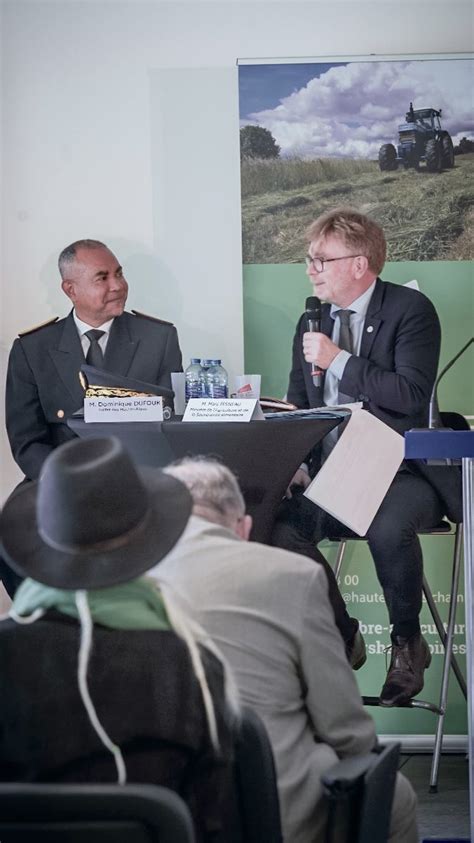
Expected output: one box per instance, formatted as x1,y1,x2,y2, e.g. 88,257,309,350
185,384,203,400
206,385,228,399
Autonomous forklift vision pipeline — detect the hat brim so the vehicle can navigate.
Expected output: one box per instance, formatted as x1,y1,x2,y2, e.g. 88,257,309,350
0,469,191,590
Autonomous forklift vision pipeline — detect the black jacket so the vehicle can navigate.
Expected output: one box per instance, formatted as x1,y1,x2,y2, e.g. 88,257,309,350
287,278,462,522
6,310,182,480
0,613,233,841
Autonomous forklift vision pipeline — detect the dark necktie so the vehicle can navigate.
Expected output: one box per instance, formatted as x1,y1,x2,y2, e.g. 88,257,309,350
336,309,354,354
85,329,105,368
335,309,355,406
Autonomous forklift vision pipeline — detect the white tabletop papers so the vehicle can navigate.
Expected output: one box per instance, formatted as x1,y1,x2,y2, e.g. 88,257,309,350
304,408,405,536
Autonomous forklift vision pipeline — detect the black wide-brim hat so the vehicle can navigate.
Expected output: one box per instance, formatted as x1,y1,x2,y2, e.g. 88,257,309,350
0,436,192,590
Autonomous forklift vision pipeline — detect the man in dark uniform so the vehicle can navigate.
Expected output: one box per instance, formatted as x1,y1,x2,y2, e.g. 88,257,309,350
6,238,182,481
3,238,182,593
272,207,461,708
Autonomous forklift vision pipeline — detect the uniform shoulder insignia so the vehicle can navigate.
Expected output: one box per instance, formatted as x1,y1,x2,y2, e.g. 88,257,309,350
131,309,174,327
18,317,59,337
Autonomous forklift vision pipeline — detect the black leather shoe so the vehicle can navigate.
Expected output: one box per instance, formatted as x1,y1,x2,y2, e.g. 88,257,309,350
380,632,431,707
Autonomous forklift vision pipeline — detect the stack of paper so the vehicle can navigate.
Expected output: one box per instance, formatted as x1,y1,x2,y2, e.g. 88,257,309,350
304,408,404,535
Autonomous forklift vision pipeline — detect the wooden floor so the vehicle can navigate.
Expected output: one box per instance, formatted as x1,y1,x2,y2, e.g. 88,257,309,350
400,753,471,840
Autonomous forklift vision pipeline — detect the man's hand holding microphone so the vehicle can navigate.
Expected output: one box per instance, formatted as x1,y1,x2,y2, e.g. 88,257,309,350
304,296,340,378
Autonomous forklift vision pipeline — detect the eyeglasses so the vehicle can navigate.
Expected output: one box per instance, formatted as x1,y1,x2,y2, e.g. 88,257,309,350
305,254,360,273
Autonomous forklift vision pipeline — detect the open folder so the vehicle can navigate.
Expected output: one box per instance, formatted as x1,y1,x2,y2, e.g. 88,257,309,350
304,408,405,536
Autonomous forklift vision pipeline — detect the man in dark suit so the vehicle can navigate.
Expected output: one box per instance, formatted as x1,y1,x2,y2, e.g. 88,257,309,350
3,238,182,595
6,238,182,482
272,207,451,707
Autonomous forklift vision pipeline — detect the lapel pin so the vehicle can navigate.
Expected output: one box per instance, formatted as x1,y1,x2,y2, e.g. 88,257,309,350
57,409,65,419
366,326,374,333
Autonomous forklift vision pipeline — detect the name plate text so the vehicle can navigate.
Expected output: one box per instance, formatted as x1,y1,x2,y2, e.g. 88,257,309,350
182,398,264,422
84,396,163,423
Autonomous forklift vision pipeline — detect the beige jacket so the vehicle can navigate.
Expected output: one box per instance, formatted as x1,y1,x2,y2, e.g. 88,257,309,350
154,516,376,843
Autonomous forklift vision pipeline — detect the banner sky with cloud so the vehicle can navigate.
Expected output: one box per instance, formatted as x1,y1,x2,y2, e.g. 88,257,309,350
239,59,473,159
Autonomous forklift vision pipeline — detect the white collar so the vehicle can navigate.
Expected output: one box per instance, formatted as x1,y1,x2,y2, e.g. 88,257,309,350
73,312,114,336
330,279,377,319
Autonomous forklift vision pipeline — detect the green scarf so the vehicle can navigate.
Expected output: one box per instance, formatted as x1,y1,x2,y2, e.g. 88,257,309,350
12,576,171,630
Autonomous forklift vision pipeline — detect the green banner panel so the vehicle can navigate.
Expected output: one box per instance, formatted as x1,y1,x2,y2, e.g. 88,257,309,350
323,536,466,735
243,260,473,412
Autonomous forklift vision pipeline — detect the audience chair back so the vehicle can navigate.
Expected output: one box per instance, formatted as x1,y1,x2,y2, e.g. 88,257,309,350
0,782,195,843
232,706,283,843
321,742,400,843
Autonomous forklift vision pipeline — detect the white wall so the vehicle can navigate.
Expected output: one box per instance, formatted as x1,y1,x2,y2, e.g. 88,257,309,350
1,0,472,500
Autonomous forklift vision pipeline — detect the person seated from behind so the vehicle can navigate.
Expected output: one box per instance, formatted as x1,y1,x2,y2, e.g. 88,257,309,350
0,437,237,842
153,457,418,843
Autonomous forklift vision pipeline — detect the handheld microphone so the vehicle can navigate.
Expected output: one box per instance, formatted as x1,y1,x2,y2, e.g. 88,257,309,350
429,337,473,428
305,296,323,388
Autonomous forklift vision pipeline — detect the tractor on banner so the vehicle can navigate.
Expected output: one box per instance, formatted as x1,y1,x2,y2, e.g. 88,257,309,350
378,103,455,173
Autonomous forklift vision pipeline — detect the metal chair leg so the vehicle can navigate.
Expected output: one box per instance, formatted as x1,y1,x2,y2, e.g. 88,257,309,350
334,541,348,581
331,525,466,793
423,559,467,698
427,523,464,792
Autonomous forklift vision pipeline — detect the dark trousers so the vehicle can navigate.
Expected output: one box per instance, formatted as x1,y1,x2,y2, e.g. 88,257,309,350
272,466,444,639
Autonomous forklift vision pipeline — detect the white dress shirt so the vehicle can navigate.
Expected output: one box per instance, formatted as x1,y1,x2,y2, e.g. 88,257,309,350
73,312,114,358
322,280,376,457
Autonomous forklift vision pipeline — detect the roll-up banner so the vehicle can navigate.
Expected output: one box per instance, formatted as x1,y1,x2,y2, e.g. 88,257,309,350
238,53,473,740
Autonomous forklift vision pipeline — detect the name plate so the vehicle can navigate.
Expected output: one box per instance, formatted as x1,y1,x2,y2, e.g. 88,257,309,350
182,398,264,422
84,396,163,423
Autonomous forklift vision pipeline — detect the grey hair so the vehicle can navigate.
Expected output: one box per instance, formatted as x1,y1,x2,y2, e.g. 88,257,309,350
75,591,127,783
58,239,108,279
164,457,245,528
158,582,241,741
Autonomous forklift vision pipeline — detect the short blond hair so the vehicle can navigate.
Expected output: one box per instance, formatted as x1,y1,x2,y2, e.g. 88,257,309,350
306,207,386,276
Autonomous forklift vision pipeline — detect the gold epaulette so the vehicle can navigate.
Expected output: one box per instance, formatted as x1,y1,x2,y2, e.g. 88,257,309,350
18,317,59,337
84,386,154,398
131,309,174,327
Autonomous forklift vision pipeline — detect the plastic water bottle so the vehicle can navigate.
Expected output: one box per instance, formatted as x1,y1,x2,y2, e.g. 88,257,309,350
203,359,228,399
184,358,203,404
199,359,213,397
